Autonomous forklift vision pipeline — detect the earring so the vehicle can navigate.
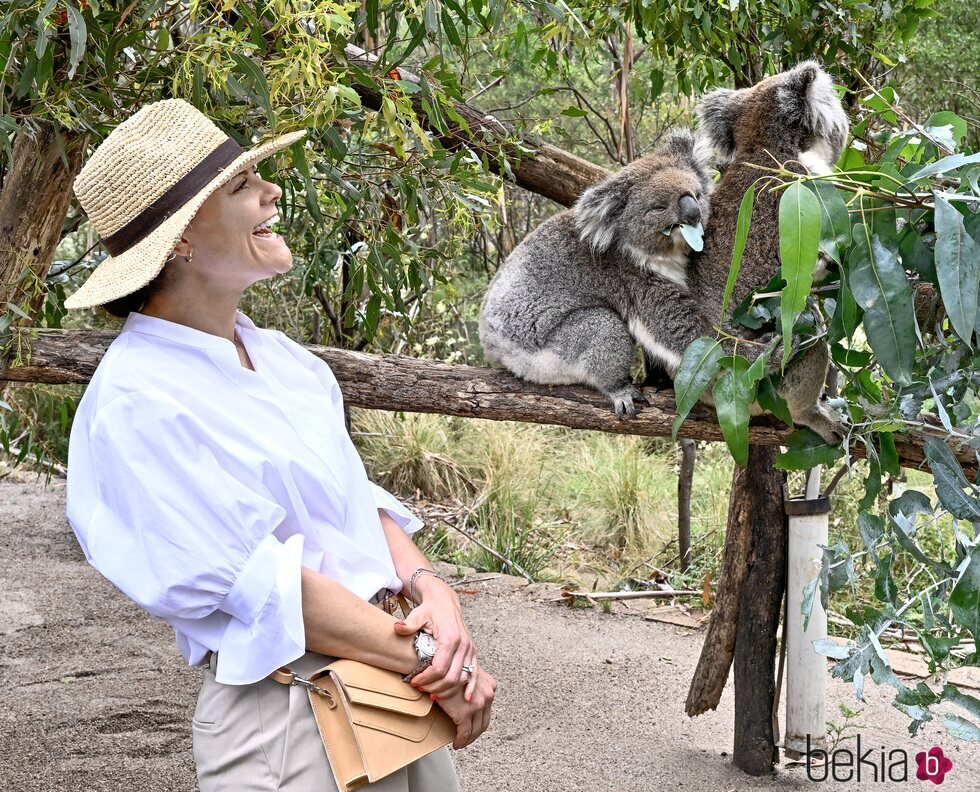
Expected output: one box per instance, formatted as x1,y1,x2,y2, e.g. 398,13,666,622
186,251,193,264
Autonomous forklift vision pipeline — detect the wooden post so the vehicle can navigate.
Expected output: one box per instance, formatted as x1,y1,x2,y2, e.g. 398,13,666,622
784,492,831,759
678,438,696,572
732,444,786,775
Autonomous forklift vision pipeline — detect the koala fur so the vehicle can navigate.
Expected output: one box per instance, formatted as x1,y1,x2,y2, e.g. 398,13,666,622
479,129,713,415
692,60,850,442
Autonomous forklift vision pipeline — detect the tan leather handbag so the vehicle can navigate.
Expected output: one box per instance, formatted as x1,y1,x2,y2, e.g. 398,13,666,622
271,658,456,791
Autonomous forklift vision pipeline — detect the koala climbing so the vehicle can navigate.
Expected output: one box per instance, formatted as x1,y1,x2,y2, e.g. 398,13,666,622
479,129,714,416
691,60,850,442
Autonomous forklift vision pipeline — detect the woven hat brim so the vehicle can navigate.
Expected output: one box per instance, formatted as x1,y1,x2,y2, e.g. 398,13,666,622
64,129,306,310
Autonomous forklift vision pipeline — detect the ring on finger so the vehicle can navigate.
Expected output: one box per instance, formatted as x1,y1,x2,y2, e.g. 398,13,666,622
461,663,476,674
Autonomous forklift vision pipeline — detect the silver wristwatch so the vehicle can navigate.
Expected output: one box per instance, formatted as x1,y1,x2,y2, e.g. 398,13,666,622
403,630,437,682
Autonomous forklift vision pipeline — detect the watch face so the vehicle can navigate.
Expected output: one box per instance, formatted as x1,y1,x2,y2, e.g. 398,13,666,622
415,632,437,660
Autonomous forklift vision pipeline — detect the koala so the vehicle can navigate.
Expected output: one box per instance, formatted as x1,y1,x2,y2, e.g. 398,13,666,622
691,60,851,442
479,129,714,416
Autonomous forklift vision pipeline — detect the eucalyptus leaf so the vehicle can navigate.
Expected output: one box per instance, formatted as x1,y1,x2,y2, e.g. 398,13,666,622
775,427,844,470
942,714,980,741
671,337,724,440
679,222,704,252
778,182,821,367
711,356,753,466
807,180,851,265
721,181,757,320
923,436,980,521
828,281,862,343
934,194,979,347
65,3,86,80
846,226,916,385
950,547,980,644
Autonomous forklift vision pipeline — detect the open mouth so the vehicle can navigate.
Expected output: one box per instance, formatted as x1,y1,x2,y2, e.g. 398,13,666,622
252,213,281,241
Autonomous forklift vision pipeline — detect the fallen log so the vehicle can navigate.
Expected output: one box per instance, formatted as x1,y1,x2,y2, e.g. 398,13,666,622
1,328,971,476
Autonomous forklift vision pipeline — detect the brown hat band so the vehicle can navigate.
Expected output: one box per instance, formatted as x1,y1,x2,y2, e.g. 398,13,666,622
101,137,245,256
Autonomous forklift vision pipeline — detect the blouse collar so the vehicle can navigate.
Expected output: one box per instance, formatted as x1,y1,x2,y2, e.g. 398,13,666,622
121,310,257,350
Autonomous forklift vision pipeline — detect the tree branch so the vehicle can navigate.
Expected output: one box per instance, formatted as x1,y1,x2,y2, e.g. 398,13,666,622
4,329,972,476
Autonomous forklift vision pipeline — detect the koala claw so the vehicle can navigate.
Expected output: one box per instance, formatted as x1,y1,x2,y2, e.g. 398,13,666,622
610,386,646,417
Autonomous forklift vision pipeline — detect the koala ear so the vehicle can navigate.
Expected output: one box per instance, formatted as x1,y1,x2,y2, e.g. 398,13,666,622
576,174,630,254
695,88,741,166
656,127,695,159
778,60,849,158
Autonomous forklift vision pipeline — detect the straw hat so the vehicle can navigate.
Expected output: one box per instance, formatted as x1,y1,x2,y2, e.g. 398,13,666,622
65,99,306,310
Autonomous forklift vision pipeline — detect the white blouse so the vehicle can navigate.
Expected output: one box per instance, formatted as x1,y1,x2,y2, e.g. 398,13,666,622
66,310,421,685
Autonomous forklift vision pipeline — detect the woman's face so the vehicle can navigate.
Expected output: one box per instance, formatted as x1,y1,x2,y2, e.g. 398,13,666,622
179,164,292,289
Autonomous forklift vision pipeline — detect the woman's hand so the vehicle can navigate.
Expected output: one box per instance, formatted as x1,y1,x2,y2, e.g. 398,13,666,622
432,668,497,749
393,575,478,697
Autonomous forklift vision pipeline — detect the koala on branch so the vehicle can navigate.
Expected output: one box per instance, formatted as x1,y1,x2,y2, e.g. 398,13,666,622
479,130,718,416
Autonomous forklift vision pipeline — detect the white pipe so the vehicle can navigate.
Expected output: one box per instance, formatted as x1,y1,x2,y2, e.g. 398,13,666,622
784,495,830,758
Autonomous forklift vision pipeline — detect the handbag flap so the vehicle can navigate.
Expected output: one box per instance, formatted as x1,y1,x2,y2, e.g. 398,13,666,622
326,659,434,718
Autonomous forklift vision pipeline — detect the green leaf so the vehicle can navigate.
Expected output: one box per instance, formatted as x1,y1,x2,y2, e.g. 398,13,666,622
845,226,916,385
923,436,980,521
899,225,937,286
878,431,899,477
934,194,979,347
942,714,980,741
721,180,757,320
559,105,587,118
807,180,851,265
908,152,980,182
671,338,724,440
229,53,274,128
874,552,897,605
925,111,969,148
65,2,87,80
778,182,822,367
827,282,862,343
888,490,952,571
775,427,845,470
712,356,754,466
757,375,793,426
949,546,980,645
858,513,885,559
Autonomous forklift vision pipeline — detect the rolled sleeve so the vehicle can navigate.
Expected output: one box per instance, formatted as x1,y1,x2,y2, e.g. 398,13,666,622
215,533,306,684
371,482,424,537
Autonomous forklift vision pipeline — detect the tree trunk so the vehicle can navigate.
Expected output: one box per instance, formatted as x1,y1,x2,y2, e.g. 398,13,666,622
0,121,88,317
732,445,786,776
685,458,756,716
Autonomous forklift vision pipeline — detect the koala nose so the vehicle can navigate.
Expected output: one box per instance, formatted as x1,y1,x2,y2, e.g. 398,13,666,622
678,194,701,225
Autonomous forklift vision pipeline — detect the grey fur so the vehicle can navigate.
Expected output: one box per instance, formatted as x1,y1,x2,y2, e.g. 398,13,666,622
479,129,714,415
692,61,849,442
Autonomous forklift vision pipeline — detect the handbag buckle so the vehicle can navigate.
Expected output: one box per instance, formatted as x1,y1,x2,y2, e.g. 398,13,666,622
288,672,337,708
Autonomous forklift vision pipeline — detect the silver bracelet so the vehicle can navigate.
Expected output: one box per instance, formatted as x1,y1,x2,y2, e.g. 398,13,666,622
409,567,443,604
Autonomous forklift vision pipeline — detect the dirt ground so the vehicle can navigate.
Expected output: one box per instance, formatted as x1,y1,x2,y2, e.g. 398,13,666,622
1,474,978,791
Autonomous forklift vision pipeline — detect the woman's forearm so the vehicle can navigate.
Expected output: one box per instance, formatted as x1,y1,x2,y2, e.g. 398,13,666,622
299,565,418,674
379,508,453,604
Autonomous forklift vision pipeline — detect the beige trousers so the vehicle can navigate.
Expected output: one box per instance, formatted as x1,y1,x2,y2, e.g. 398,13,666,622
192,650,460,792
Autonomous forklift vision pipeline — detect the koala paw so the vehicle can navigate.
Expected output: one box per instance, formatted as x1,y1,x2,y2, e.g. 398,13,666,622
610,385,647,417
797,397,850,445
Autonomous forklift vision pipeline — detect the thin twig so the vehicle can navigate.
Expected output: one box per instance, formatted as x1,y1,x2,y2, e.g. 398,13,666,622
561,589,699,600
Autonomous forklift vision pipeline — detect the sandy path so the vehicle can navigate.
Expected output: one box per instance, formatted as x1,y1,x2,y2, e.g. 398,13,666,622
1,475,977,791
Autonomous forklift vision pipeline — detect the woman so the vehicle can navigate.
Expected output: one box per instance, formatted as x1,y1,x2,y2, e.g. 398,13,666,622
64,99,495,791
